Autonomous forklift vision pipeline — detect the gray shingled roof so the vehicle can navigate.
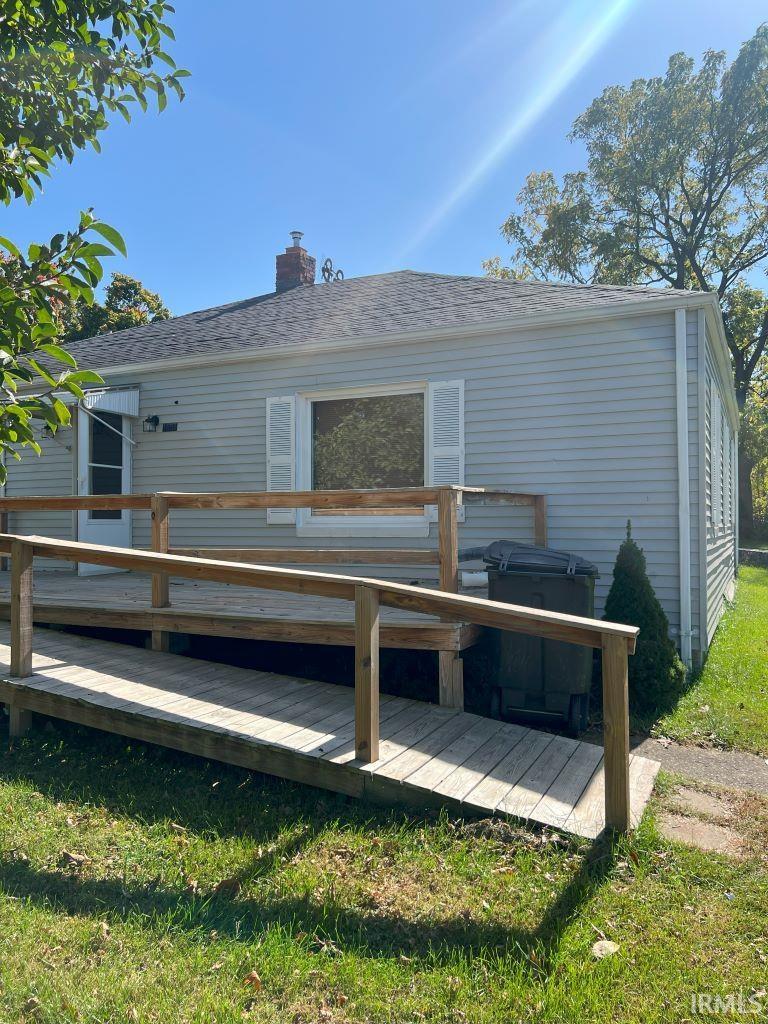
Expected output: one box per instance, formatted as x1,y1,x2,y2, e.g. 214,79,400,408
66,270,693,371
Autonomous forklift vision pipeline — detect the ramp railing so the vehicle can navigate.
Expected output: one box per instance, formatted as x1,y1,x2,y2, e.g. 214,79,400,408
0,532,638,833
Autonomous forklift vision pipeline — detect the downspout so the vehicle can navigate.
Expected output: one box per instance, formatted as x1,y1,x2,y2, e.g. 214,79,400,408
675,307,693,668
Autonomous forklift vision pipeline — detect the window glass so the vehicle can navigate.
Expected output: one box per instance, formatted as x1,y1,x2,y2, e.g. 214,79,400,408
89,412,123,520
312,393,424,490
90,411,123,468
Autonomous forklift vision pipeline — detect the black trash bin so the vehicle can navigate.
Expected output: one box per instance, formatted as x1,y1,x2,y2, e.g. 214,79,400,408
481,540,599,734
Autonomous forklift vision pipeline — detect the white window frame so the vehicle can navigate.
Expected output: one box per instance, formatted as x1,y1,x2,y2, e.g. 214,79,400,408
296,381,431,538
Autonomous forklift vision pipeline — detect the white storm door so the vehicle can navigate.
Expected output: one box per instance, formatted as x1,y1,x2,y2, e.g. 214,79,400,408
76,407,132,575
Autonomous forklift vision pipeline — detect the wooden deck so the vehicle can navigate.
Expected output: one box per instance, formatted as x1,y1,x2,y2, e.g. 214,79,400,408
0,625,660,838
0,570,480,652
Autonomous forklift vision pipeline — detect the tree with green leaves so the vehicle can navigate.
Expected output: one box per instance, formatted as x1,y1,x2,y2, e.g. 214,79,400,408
0,1,186,480
60,272,170,342
603,523,687,717
486,26,768,524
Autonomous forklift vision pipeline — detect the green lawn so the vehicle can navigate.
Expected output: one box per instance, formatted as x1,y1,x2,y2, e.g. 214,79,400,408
0,725,766,1023
657,566,768,755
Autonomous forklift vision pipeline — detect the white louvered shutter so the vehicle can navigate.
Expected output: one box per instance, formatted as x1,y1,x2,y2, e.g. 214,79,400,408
427,380,465,521
266,395,296,524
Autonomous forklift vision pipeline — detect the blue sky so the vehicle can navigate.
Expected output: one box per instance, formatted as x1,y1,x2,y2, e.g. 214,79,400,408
5,0,768,315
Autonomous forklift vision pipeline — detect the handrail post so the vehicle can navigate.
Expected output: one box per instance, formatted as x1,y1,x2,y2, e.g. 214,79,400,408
0,512,8,572
437,488,459,593
150,494,170,652
533,494,548,547
602,633,631,833
354,584,380,763
10,539,33,678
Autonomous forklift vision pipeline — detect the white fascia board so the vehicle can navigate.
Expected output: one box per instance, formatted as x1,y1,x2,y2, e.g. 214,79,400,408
91,291,722,381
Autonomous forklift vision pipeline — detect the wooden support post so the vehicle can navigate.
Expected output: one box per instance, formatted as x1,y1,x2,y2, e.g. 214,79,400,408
533,494,548,547
150,494,170,652
438,651,464,709
8,704,32,738
354,584,380,763
0,511,8,571
602,633,631,833
10,539,33,678
438,489,459,593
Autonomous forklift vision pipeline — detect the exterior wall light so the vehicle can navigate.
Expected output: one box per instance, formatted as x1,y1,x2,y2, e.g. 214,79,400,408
142,415,160,433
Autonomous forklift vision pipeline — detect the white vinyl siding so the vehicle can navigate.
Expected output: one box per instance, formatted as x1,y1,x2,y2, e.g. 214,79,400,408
5,428,76,568
60,309,685,622
702,328,737,646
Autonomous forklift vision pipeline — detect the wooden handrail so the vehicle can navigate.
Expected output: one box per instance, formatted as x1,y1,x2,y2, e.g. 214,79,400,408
0,486,548,656
0,534,637,650
0,485,543,512
4,532,635,831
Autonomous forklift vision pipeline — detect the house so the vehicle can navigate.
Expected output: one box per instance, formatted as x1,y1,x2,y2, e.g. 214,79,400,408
4,234,738,667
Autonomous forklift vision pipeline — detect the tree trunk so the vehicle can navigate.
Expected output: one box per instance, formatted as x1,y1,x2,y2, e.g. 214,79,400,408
739,449,755,539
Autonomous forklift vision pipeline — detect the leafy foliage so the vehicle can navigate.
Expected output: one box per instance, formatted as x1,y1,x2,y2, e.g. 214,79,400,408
0,0,184,480
60,272,170,342
487,26,768,408
0,1,188,206
603,523,687,717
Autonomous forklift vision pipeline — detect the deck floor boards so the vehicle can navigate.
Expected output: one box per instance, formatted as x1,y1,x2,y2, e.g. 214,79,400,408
0,626,660,838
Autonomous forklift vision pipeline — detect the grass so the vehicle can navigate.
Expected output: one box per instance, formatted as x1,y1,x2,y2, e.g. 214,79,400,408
0,722,766,1023
656,566,768,755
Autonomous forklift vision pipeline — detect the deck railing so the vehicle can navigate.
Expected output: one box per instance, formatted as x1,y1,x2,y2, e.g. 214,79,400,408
0,532,638,833
0,486,547,655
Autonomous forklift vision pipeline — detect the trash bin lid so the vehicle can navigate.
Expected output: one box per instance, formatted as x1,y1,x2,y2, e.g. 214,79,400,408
483,540,599,577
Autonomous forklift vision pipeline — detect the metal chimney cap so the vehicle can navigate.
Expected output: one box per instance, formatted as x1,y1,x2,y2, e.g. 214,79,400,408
289,230,304,248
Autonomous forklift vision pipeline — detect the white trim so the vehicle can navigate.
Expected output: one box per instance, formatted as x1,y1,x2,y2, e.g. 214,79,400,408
295,381,430,538
697,307,709,652
675,308,692,668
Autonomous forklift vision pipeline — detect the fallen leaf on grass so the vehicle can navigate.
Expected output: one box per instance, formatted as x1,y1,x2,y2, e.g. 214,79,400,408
61,850,90,867
591,939,619,959
243,971,262,991
22,996,40,1015
213,877,241,896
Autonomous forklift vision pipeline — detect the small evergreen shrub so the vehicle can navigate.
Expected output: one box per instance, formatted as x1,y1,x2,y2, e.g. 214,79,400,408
603,522,687,716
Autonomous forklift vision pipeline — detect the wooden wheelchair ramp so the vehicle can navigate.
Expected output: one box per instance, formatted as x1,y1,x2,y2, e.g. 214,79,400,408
0,627,659,839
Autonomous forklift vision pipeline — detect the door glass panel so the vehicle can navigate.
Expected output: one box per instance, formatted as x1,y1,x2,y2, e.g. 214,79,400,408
88,411,124,520
90,411,123,467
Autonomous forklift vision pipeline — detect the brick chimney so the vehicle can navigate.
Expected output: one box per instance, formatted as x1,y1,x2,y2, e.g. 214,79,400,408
275,231,316,292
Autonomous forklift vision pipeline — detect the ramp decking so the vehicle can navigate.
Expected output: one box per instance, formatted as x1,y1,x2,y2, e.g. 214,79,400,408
0,626,660,838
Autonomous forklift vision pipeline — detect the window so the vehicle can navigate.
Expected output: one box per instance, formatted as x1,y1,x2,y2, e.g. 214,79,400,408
88,411,123,520
265,381,464,536
312,392,424,491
